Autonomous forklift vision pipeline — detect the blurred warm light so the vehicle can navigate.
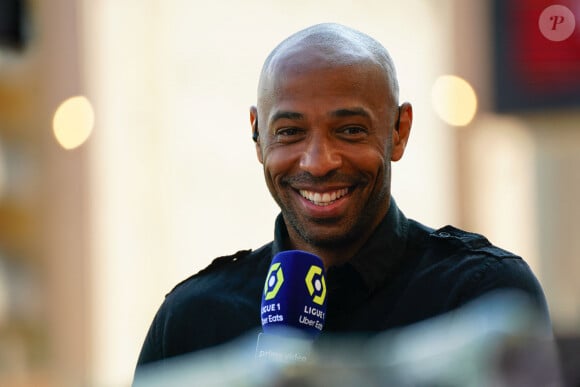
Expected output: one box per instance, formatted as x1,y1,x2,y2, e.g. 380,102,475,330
431,75,478,127
52,96,95,150
0,262,7,324
0,138,5,199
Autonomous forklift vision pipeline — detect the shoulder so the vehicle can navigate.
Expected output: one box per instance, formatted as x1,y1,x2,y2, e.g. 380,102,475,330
409,223,549,313
417,224,497,255
421,224,534,282
417,223,522,266
155,243,273,330
406,221,514,272
138,243,273,364
166,243,273,301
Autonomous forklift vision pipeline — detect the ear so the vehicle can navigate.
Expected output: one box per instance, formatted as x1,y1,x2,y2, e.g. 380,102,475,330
391,102,412,162
250,106,263,164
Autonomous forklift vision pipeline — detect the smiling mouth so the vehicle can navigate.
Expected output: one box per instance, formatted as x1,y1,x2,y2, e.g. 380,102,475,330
298,188,349,206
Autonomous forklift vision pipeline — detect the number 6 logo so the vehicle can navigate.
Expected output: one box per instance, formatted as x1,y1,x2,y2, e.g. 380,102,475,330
264,263,284,300
305,265,326,306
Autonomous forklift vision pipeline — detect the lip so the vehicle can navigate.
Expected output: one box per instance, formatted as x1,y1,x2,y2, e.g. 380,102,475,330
293,186,353,217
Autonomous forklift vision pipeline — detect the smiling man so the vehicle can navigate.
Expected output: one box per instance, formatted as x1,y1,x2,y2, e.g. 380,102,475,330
135,23,551,370
250,25,411,268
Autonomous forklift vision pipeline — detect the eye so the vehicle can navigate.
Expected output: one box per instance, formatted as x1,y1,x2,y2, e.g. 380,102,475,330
337,125,368,139
277,127,301,136
274,127,305,143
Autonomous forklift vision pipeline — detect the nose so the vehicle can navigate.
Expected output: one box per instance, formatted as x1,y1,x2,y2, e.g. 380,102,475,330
299,134,342,177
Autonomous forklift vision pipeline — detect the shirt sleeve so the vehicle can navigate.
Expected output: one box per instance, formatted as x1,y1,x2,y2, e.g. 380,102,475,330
459,255,552,334
136,305,166,367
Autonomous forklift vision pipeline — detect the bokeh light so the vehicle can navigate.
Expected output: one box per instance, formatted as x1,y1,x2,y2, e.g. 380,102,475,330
431,75,478,127
0,138,5,199
52,95,95,150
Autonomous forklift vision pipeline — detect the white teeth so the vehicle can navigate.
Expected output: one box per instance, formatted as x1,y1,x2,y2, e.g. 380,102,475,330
299,188,349,206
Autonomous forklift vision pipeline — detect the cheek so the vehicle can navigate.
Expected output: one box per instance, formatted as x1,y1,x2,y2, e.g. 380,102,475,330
349,148,391,193
262,145,301,183
349,146,388,175
256,143,264,164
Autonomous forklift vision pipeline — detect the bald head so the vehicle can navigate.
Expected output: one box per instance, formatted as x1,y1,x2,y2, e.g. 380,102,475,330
258,23,400,108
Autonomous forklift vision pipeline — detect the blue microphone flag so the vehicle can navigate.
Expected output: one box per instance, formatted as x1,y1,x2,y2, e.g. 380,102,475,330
260,250,327,338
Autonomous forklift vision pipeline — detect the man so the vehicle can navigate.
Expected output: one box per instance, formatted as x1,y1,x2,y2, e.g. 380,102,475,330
136,23,550,368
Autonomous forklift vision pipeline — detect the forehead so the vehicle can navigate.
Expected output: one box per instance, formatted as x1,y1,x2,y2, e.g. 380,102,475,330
259,45,391,113
262,40,384,85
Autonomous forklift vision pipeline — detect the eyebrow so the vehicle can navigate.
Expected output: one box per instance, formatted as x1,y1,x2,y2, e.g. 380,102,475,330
270,108,371,124
330,107,372,119
270,111,304,125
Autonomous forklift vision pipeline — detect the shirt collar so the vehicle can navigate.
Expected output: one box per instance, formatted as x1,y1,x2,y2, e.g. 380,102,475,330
271,198,409,293
271,214,289,258
347,198,409,291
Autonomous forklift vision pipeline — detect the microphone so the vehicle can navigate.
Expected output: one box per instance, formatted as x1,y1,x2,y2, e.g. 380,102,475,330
256,250,327,363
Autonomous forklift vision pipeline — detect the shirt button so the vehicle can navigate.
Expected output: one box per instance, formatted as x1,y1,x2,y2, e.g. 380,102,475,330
438,231,451,238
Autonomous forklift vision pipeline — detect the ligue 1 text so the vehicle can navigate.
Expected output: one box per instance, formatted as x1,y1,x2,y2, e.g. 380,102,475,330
303,305,325,319
261,303,281,314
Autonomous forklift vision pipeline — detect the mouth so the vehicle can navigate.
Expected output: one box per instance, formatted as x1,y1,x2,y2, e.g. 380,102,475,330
298,188,349,207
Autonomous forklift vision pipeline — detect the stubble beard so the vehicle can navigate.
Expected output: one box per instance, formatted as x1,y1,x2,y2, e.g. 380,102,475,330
277,176,391,251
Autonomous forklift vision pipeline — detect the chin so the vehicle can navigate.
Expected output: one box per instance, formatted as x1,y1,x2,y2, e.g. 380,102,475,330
298,223,363,250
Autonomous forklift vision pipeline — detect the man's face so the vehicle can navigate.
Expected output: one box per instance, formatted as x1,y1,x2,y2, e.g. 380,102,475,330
253,55,399,250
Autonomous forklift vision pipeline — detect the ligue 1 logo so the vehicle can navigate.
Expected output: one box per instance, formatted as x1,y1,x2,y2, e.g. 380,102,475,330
264,262,284,300
305,265,326,306
260,251,327,336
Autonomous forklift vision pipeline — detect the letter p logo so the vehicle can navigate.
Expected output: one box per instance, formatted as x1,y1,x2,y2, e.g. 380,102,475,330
550,15,565,30
539,5,576,42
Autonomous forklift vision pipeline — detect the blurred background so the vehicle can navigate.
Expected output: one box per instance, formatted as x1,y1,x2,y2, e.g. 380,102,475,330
0,0,578,386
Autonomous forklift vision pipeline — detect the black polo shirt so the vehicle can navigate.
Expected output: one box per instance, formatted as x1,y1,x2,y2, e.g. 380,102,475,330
136,199,550,367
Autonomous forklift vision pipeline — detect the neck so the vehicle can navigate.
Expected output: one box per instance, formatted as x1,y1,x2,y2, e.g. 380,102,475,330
293,242,364,269
286,218,384,269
